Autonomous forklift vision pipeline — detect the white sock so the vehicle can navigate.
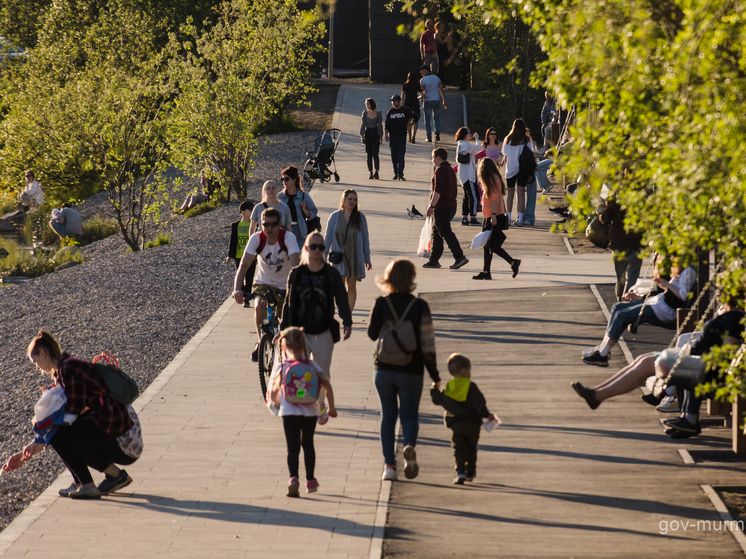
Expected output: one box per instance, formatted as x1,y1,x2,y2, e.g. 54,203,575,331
598,341,612,357
508,212,512,222
518,212,524,221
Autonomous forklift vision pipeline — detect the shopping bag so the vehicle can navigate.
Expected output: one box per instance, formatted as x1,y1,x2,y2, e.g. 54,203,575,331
417,216,433,258
470,230,491,250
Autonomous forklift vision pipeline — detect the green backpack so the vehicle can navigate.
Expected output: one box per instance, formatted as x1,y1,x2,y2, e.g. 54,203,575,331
93,353,140,405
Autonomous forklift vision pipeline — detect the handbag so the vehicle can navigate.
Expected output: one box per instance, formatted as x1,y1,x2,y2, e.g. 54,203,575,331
330,318,341,343
457,150,471,164
301,192,322,233
328,215,351,265
585,215,610,249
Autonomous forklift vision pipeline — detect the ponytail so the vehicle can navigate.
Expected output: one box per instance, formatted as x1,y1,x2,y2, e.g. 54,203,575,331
27,331,62,364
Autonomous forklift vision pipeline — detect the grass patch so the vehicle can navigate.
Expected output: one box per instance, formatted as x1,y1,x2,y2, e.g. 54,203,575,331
0,242,85,278
183,198,222,219
255,113,302,135
82,216,119,243
0,194,17,215
144,232,172,249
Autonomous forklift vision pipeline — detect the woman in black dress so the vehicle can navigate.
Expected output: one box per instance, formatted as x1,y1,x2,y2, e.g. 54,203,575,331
401,71,422,144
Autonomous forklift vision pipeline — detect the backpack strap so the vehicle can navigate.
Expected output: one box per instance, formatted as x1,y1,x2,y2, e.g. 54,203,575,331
257,229,288,255
384,296,401,322
399,297,418,321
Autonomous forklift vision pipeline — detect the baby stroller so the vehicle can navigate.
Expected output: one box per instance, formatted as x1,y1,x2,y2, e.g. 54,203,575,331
303,128,341,187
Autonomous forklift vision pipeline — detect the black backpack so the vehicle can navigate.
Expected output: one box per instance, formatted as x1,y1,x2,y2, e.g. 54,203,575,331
93,353,140,405
518,142,537,182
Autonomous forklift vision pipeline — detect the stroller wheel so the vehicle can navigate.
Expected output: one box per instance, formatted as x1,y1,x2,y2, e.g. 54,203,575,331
334,173,340,182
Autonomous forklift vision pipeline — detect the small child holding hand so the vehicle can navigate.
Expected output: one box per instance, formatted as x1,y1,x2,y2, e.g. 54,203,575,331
269,327,337,497
431,353,494,485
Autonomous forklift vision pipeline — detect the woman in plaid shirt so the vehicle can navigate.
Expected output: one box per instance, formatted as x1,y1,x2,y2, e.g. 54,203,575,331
2,332,133,499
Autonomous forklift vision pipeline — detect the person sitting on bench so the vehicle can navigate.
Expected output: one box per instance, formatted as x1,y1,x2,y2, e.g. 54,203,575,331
582,260,697,367
572,288,744,440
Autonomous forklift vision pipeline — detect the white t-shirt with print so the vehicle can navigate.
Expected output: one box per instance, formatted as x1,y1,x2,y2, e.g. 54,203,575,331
244,230,300,289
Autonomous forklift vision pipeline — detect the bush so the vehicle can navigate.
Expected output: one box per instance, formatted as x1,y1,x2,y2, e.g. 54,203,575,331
22,206,57,246
82,216,119,243
183,198,222,219
143,232,172,249
0,243,85,278
0,194,16,215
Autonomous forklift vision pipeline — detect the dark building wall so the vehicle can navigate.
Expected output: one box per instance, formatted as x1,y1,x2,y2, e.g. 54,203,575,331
369,1,420,84
333,0,369,70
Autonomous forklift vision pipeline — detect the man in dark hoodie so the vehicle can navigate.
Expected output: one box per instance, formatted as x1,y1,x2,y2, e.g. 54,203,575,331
431,353,494,484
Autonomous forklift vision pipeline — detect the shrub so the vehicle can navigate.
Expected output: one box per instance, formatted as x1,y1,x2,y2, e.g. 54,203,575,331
0,194,16,216
22,206,57,246
183,198,222,219
143,232,172,249
82,217,119,243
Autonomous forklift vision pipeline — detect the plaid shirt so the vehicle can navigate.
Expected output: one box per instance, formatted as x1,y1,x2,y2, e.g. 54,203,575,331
54,353,133,436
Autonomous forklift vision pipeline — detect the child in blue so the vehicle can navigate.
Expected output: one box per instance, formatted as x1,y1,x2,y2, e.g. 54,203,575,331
269,327,337,497
431,353,494,484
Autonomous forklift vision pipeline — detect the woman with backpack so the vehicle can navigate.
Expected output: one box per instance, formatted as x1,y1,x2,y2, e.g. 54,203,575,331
501,118,535,227
281,231,353,424
2,332,140,499
278,165,319,242
324,189,372,313
249,180,293,235
367,258,441,481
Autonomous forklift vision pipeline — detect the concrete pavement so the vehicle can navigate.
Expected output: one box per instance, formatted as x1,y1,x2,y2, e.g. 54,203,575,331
1,83,742,558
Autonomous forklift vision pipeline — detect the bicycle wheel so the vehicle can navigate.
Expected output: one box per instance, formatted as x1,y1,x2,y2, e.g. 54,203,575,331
258,332,275,398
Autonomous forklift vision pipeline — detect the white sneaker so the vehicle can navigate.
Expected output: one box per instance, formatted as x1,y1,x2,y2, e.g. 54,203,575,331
656,395,680,413
513,218,524,227
582,346,599,358
382,466,397,481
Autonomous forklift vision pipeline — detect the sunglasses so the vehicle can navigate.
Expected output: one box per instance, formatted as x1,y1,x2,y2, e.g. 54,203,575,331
282,177,292,182
489,132,497,136
262,222,280,228
307,243,325,251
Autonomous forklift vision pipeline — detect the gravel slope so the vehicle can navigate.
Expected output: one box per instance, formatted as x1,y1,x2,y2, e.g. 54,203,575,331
0,131,320,531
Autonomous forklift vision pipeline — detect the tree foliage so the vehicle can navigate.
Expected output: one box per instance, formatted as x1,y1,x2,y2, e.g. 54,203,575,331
168,0,325,199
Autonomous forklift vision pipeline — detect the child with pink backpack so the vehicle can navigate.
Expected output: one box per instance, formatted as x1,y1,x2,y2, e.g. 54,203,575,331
268,327,337,497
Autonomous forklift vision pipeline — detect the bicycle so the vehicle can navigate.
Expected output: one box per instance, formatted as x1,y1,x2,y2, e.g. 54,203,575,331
247,288,285,398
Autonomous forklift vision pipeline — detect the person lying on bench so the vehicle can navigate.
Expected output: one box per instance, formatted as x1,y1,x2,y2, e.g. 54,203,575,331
582,260,696,367
572,289,744,437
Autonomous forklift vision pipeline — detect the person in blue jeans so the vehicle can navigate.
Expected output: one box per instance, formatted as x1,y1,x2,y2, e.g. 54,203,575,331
419,65,448,142
368,259,440,481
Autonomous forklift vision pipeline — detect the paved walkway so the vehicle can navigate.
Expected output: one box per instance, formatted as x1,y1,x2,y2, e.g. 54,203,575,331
1,84,742,558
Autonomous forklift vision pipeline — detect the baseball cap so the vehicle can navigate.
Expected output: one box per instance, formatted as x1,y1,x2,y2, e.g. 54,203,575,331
390,94,401,101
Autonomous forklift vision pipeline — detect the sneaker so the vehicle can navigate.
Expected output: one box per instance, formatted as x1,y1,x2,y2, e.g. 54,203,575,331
306,479,319,493
656,395,680,413
69,485,101,500
571,382,601,410
641,392,664,407
399,176,406,181
513,218,523,227
669,428,700,439
374,171,379,180
243,300,251,308
369,172,374,179
582,346,599,358
382,466,397,481
465,473,476,482
511,259,521,279
472,271,492,280
663,417,700,434
403,445,419,479
435,133,441,141
461,218,469,226
287,476,300,497
59,483,79,497
426,137,432,143
422,261,441,269
393,175,399,181
411,139,416,144
470,217,480,226
97,469,132,495
251,343,259,362
582,350,609,367
450,256,469,270
453,473,467,485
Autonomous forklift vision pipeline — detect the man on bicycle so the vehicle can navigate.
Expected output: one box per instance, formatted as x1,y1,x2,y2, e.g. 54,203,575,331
233,207,300,361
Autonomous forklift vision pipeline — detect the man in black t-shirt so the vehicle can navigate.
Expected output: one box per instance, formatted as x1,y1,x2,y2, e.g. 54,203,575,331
385,95,414,181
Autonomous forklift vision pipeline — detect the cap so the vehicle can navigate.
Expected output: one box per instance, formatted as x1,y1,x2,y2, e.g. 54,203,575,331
419,64,430,72
390,94,401,101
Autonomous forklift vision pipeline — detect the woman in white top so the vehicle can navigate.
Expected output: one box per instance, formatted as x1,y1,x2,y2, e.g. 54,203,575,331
454,127,482,226
501,118,535,226
249,180,293,236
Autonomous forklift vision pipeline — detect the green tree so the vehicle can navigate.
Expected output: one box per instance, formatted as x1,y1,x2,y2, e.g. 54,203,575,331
168,0,325,199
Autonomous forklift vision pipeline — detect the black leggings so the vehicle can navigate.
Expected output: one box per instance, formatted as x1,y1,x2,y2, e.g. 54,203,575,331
283,415,317,480
49,417,117,485
482,218,513,272
364,128,380,172
462,181,478,217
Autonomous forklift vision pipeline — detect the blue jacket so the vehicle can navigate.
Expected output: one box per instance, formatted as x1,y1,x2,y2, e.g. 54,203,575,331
279,190,318,244
324,210,371,279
